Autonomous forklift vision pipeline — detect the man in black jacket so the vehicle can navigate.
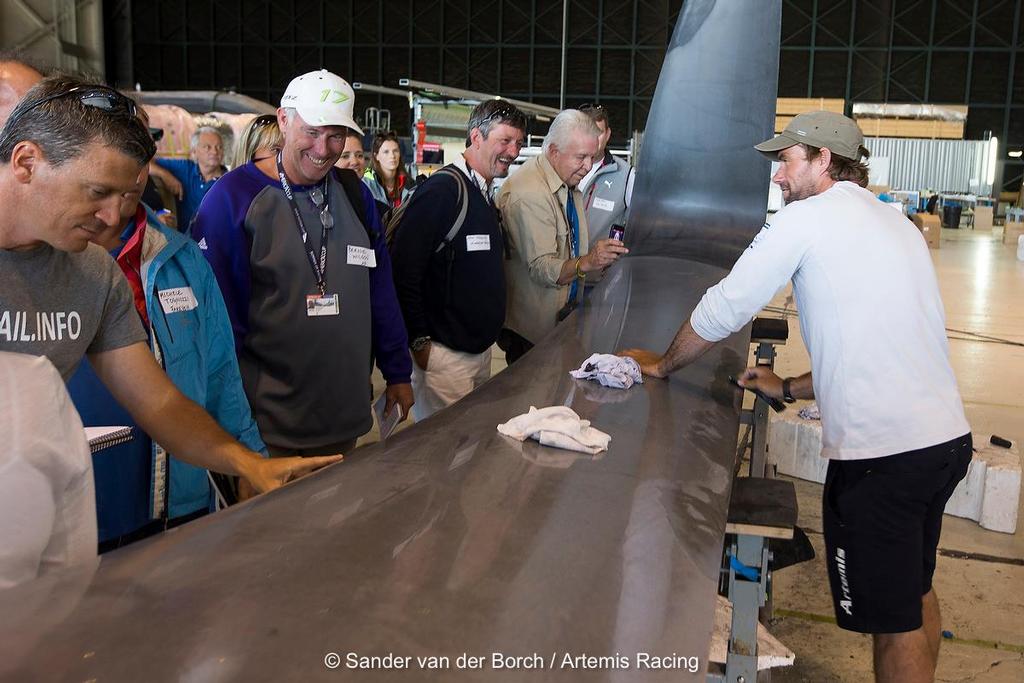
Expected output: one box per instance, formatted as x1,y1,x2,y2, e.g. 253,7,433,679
390,101,527,420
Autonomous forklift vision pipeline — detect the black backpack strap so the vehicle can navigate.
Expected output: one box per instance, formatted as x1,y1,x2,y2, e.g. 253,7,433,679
332,167,378,242
432,166,470,253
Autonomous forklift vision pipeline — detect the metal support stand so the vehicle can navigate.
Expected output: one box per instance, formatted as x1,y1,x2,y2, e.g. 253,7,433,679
748,339,777,479
709,318,791,683
724,534,772,683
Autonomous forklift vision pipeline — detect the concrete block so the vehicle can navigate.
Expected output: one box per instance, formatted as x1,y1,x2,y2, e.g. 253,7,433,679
767,413,1021,534
768,408,827,484
945,436,1020,534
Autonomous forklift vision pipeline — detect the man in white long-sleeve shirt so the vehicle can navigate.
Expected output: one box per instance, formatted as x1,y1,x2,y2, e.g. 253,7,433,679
0,352,96,589
623,111,970,683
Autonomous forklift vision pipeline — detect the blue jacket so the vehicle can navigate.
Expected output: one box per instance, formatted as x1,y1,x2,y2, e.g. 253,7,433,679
155,158,224,231
69,207,266,540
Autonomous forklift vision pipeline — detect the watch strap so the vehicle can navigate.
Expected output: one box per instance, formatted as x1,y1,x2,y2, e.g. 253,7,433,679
782,377,796,403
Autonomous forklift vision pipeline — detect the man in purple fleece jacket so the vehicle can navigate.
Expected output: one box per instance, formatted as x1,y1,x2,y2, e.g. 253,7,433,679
192,70,413,456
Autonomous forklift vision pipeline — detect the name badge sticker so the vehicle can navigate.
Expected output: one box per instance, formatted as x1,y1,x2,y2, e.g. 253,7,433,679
306,293,340,317
466,235,491,252
347,245,377,268
158,287,199,314
592,197,615,212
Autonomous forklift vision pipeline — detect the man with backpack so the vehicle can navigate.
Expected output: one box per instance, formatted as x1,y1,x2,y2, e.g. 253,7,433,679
389,101,527,420
192,70,413,456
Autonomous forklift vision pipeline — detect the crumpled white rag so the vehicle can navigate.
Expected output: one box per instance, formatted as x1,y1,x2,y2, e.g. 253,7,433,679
497,406,611,454
798,403,821,421
569,353,643,389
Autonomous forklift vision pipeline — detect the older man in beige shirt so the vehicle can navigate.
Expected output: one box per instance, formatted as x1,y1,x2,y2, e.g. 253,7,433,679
496,110,628,363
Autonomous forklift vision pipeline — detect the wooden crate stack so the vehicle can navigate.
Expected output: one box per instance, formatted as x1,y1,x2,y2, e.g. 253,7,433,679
775,98,845,133
853,105,966,139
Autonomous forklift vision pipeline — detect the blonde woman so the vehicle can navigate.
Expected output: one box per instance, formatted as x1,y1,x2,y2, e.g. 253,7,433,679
232,114,283,168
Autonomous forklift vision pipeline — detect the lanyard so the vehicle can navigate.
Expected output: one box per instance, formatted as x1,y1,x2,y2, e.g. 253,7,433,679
277,153,330,295
566,190,581,303
463,161,494,207
566,191,580,259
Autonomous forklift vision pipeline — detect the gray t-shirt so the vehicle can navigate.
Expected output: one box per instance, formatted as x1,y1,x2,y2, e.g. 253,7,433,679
0,243,147,380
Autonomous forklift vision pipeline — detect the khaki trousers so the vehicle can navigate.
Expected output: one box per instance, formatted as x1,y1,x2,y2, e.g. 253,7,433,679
411,341,491,421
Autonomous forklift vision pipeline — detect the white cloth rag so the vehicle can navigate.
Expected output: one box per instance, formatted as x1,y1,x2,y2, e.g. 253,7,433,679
569,353,643,389
497,406,611,454
798,403,821,420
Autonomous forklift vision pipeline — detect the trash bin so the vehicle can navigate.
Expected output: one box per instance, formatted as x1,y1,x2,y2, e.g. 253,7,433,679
943,204,963,229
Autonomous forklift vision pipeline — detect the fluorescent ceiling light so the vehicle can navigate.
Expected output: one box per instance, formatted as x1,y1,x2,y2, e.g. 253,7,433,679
987,136,998,185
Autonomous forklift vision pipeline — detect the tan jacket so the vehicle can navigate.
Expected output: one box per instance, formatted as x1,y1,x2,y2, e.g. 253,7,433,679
497,153,590,344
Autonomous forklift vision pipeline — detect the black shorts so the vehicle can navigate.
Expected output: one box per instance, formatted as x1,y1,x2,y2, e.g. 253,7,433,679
822,433,972,634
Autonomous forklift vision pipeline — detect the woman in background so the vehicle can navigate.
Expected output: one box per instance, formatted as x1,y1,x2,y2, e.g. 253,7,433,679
336,130,368,176
233,114,283,168
363,131,415,210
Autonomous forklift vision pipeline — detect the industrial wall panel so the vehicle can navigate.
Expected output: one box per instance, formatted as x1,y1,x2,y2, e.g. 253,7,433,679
811,52,849,98
974,0,1017,48
779,50,810,97
866,137,989,193
890,2,932,48
888,51,928,102
114,0,1024,190
928,52,970,102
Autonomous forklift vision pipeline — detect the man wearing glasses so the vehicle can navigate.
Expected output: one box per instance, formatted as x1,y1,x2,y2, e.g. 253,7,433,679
496,109,628,363
389,100,527,420
67,143,268,549
0,78,338,511
192,70,413,457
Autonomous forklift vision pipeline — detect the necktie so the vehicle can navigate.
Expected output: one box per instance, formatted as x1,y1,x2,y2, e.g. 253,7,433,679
566,190,580,302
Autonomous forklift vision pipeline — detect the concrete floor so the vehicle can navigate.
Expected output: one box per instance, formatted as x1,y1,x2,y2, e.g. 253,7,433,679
364,224,1024,681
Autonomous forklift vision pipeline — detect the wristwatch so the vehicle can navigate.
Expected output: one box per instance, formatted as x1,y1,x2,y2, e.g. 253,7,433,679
782,377,797,403
410,336,431,352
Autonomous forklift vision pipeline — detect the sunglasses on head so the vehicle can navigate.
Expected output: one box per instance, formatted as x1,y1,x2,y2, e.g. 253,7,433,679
7,85,138,131
252,113,277,127
479,101,527,128
578,103,606,113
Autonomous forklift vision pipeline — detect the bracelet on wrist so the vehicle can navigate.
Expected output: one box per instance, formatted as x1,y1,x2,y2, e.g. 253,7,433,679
575,257,586,279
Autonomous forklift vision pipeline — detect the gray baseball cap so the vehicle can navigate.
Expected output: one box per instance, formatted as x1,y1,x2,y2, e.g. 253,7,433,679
755,111,864,161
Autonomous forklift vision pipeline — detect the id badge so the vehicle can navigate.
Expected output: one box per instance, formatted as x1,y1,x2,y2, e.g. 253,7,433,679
347,245,377,268
306,293,340,317
466,234,491,251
